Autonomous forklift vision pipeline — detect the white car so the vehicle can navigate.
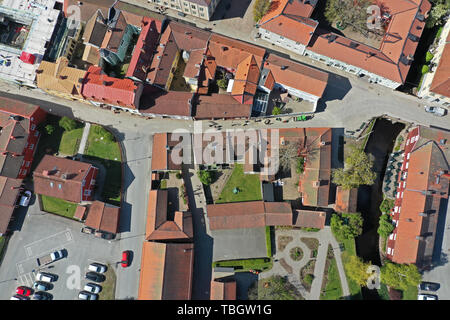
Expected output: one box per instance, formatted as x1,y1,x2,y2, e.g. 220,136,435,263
19,191,32,207
35,272,57,282
88,263,107,273
418,294,438,300
78,291,98,300
84,283,101,294
424,105,446,116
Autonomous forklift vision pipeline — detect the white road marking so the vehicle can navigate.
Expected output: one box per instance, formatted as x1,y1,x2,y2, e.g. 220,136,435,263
65,231,72,241
26,247,32,257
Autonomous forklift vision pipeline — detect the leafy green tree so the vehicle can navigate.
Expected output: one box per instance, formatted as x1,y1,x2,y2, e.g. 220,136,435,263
344,255,372,287
324,0,373,36
253,0,271,23
272,106,282,115
331,213,364,241
380,262,421,291
197,170,214,185
45,124,55,135
378,214,395,239
426,0,450,28
217,77,228,90
332,145,376,190
58,116,78,132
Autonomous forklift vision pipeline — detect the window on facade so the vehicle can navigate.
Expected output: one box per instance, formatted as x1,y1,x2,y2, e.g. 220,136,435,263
25,161,30,167
191,4,196,8
84,190,91,196
58,184,62,189
199,7,203,11
34,131,39,137
29,144,34,150
50,182,54,188
31,124,36,130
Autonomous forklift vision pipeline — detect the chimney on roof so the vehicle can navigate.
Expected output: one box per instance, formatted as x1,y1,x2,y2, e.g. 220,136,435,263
418,212,428,217
313,181,320,188
61,173,68,180
416,235,425,241
280,65,288,70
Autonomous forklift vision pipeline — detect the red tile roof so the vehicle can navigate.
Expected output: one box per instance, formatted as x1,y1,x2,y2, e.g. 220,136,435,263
334,186,358,213
194,94,252,119
84,201,120,234
145,189,193,241
138,241,194,300
206,201,292,230
307,0,431,85
258,0,318,46
82,66,143,109
430,32,450,97
140,90,193,117
33,155,95,203
293,209,327,229
0,176,22,234
264,54,328,98
210,280,237,300
126,17,162,81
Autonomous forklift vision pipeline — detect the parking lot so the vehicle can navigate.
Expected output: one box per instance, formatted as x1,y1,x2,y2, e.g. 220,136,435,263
0,196,122,300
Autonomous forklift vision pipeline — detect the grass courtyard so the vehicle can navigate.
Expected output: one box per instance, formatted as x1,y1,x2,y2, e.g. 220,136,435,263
216,164,262,204
41,195,78,219
59,126,84,156
84,125,122,206
98,265,116,300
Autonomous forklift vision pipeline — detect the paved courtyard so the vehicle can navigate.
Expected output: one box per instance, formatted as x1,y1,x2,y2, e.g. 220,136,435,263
0,198,122,300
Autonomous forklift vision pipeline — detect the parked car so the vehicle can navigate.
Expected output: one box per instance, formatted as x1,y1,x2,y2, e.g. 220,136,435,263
85,272,105,283
19,190,32,207
121,250,130,268
10,294,29,300
418,294,438,300
33,281,51,291
88,263,107,273
84,283,102,294
419,282,440,292
424,105,446,116
35,271,57,282
78,291,98,300
15,286,32,296
32,291,52,300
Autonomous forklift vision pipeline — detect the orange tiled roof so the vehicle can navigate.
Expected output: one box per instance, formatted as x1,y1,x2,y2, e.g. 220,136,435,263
430,33,450,97
307,0,431,84
210,280,237,300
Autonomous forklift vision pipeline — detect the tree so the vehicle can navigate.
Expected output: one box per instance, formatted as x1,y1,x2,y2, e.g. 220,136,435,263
426,0,450,28
296,157,305,174
197,170,214,185
377,213,395,239
379,198,394,214
58,116,78,132
278,141,301,174
332,145,376,190
272,106,282,115
380,262,422,291
331,213,364,241
344,255,372,287
253,0,271,23
45,124,55,135
217,77,228,90
324,0,374,37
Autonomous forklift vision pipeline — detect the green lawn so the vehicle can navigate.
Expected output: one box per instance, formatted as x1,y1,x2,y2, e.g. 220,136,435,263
41,195,78,219
378,283,390,300
84,125,122,205
340,238,363,299
98,265,116,300
59,126,84,156
265,226,272,257
321,248,343,300
402,285,418,300
0,236,6,259
213,258,273,273
216,164,262,203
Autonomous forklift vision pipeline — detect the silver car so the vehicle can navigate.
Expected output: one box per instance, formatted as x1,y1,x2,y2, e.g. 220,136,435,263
424,105,446,116
78,291,98,300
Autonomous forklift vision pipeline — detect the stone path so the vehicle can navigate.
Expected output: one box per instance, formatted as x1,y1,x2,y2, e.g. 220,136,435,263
259,227,350,300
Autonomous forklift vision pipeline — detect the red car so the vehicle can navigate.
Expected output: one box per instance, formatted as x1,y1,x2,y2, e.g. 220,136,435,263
16,286,32,296
121,251,130,268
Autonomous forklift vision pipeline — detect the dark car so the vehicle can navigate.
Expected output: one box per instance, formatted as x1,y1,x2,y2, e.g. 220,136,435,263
85,271,105,283
32,291,52,300
419,282,440,292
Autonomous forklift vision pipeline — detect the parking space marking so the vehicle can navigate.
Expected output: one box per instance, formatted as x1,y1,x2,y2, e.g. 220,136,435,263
65,231,72,242
17,272,35,288
23,229,74,260
26,247,32,257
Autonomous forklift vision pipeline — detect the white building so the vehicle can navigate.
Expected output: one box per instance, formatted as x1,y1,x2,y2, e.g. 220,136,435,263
145,0,221,20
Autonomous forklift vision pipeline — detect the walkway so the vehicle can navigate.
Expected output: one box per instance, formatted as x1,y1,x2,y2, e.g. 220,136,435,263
77,122,91,156
259,227,350,300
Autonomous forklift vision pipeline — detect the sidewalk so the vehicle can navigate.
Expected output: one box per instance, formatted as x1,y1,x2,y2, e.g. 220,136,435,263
77,122,91,156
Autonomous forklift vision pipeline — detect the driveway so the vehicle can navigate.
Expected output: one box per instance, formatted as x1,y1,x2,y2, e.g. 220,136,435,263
0,200,121,300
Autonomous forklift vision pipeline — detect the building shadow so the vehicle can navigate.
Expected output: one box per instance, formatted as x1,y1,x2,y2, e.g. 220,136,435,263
210,0,252,21
235,272,259,300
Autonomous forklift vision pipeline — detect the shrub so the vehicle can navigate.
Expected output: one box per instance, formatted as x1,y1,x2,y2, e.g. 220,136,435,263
379,198,395,214
45,124,55,135
175,172,182,179
197,170,214,185
425,51,434,63
421,65,429,74
253,0,271,23
59,116,78,131
304,274,314,286
217,77,228,90
378,214,395,239
272,107,281,115
296,157,305,174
